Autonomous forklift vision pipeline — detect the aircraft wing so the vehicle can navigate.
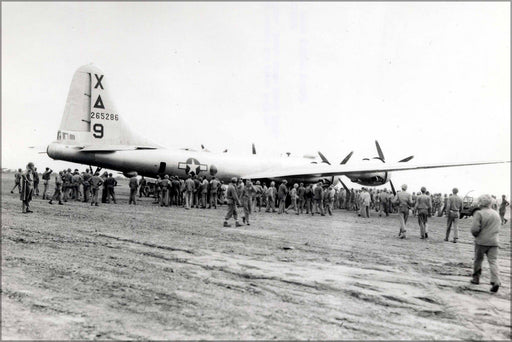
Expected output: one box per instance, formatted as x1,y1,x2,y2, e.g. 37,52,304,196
240,160,509,179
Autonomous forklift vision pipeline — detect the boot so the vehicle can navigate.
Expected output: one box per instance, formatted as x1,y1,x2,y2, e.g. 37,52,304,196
49,200,53,205
470,276,479,285
235,221,243,227
490,284,499,293
58,201,64,205
223,221,231,228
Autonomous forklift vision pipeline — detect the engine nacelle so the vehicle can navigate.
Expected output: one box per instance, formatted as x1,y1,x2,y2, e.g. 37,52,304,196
348,171,389,186
123,171,138,178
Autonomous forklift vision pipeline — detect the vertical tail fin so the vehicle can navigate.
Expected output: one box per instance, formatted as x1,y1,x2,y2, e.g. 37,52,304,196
57,64,157,149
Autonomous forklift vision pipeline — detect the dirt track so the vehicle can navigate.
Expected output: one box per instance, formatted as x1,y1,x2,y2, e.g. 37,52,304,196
2,173,510,340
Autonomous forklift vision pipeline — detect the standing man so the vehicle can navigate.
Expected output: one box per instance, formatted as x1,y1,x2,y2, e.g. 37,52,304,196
324,185,335,216
129,174,139,205
241,179,254,225
101,171,109,203
265,181,277,213
394,184,413,239
90,171,103,206
287,183,299,214
304,184,313,214
33,167,40,196
415,186,432,239
445,187,463,243
209,176,220,209
184,174,195,209
313,182,324,216
224,177,242,227
499,195,509,225
200,177,209,209
20,162,35,213
159,175,170,207
379,189,389,217
105,173,118,204
253,181,263,212
359,188,371,218
277,180,288,214
82,170,92,203
41,167,53,199
48,171,64,205
193,175,201,208
470,194,501,293
11,168,22,194
139,176,147,198
298,183,306,214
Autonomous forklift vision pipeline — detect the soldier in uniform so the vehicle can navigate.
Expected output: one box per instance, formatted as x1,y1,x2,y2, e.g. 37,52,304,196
324,185,335,216
33,167,40,196
470,194,501,293
359,187,371,218
265,181,277,213
171,176,180,206
378,189,389,216
153,175,162,204
313,182,324,216
277,180,288,214
499,195,509,225
209,176,220,209
82,170,92,203
298,183,306,214
200,177,209,208
129,174,139,205
48,171,64,205
445,188,463,243
11,168,22,194
193,175,201,208
287,183,299,214
224,177,242,227
90,171,103,206
139,176,147,198
105,173,117,204
20,162,35,213
160,175,170,206
253,180,263,212
184,174,195,209
241,179,254,224
394,184,413,239
101,171,109,203
415,186,432,239
41,167,53,199
304,184,313,214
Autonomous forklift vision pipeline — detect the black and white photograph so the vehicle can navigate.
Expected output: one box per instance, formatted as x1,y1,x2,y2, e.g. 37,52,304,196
1,2,510,340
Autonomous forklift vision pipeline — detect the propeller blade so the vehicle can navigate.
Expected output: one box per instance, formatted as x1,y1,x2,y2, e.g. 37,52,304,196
201,144,205,150
375,140,385,161
252,143,256,155
318,151,331,165
389,179,397,196
340,151,353,165
338,177,350,192
398,155,414,163
286,152,291,157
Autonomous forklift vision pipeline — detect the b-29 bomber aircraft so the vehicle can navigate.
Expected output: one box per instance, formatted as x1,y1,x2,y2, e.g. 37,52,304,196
46,64,508,192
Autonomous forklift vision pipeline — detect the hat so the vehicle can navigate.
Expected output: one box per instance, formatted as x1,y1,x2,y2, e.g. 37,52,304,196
231,177,238,183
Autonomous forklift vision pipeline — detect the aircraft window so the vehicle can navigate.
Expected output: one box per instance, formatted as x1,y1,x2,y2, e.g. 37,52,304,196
57,131,62,140
70,134,75,140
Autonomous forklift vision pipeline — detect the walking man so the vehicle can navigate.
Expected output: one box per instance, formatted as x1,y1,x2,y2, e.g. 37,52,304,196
48,171,64,205
415,186,432,239
470,194,501,293
129,174,138,205
394,184,413,239
20,162,35,213
445,187,463,243
224,177,242,227
41,167,53,199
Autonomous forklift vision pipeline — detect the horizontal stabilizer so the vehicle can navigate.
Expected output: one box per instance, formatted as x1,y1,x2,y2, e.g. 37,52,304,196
79,145,158,152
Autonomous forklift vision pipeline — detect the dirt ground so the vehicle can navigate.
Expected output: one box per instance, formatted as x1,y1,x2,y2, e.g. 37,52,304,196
2,172,510,340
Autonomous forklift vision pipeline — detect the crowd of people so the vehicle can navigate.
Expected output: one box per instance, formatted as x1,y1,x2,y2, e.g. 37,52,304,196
11,162,509,292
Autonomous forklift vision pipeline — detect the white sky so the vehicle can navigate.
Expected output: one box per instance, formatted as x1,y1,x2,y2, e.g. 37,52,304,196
2,2,510,197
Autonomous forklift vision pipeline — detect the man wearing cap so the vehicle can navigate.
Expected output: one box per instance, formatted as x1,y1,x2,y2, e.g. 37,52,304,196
241,179,255,224
394,184,413,239
224,177,243,227
360,187,371,218
49,171,64,205
470,194,501,292
105,173,117,204
20,162,35,213
33,167,40,197
253,180,263,212
445,187,463,243
415,186,432,239
277,180,289,214
82,169,92,203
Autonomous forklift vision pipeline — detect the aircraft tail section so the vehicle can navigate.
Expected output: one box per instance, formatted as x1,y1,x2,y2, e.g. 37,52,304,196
56,64,157,150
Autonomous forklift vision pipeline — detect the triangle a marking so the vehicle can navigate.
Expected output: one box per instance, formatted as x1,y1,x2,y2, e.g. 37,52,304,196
94,95,105,109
